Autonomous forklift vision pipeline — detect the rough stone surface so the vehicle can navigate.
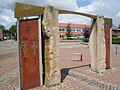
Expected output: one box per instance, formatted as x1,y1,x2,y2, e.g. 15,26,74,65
89,15,106,73
42,5,61,87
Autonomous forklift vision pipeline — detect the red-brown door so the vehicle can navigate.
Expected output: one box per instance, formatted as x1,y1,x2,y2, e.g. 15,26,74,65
104,26,110,69
20,19,40,89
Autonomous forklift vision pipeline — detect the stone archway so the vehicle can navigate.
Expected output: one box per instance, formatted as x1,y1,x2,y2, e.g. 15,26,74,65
15,2,112,88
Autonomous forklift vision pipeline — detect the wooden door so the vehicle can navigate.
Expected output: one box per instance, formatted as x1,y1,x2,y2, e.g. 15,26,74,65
104,26,110,69
20,19,40,89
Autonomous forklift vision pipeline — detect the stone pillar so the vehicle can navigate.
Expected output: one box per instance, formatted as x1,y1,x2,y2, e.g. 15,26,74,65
42,5,61,87
89,15,106,73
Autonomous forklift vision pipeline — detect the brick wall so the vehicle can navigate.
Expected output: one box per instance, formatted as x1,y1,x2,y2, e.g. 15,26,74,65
0,29,3,40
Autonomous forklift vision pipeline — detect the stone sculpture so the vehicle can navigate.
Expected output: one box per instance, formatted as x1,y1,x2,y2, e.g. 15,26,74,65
42,5,61,87
89,15,106,73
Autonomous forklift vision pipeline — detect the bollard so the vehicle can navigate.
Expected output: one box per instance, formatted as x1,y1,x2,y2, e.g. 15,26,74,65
115,46,117,54
81,54,82,61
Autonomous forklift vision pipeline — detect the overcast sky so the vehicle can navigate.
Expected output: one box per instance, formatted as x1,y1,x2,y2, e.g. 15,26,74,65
0,0,120,29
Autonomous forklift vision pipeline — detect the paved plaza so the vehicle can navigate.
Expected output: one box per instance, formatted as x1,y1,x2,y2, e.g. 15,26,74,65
0,40,120,90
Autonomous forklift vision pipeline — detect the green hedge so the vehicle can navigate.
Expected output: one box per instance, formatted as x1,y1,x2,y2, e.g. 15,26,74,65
81,37,120,44
82,38,89,42
63,38,82,40
63,38,89,42
63,37,120,44
112,37,120,44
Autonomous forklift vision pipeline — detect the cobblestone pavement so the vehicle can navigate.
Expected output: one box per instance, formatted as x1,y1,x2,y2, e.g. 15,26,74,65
60,44,120,90
0,40,120,90
0,40,19,90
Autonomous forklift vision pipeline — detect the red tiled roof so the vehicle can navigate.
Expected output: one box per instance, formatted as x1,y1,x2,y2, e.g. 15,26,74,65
112,28,120,31
59,32,66,35
72,32,84,35
59,23,90,28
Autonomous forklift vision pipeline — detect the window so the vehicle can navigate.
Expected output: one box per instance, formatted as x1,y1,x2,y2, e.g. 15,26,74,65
59,28,65,32
71,28,75,32
77,29,81,32
81,29,83,32
59,28,62,31
76,29,83,32
60,35,65,38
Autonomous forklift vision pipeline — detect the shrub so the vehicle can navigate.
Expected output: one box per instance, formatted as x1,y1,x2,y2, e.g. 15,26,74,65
63,38,82,40
71,38,82,40
14,35,17,41
82,38,89,42
112,37,120,44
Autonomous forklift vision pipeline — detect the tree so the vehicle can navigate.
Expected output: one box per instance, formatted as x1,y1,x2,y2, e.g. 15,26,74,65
66,23,72,39
9,25,17,40
0,25,5,29
83,28,91,38
9,25,17,33
118,24,120,29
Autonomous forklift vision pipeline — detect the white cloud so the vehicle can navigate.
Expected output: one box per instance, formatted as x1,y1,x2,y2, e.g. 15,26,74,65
2,16,10,22
0,7,15,29
76,0,120,26
0,0,78,29
59,0,120,26
59,14,91,25
46,0,78,10
116,12,120,17
0,0,120,29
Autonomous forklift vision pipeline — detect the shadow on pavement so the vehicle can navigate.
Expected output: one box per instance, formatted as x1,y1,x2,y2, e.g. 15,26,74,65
61,64,91,82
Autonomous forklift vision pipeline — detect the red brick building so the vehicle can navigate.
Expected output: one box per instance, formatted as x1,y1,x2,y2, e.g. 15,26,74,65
0,29,14,40
112,27,120,37
59,23,90,39
0,29,3,40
